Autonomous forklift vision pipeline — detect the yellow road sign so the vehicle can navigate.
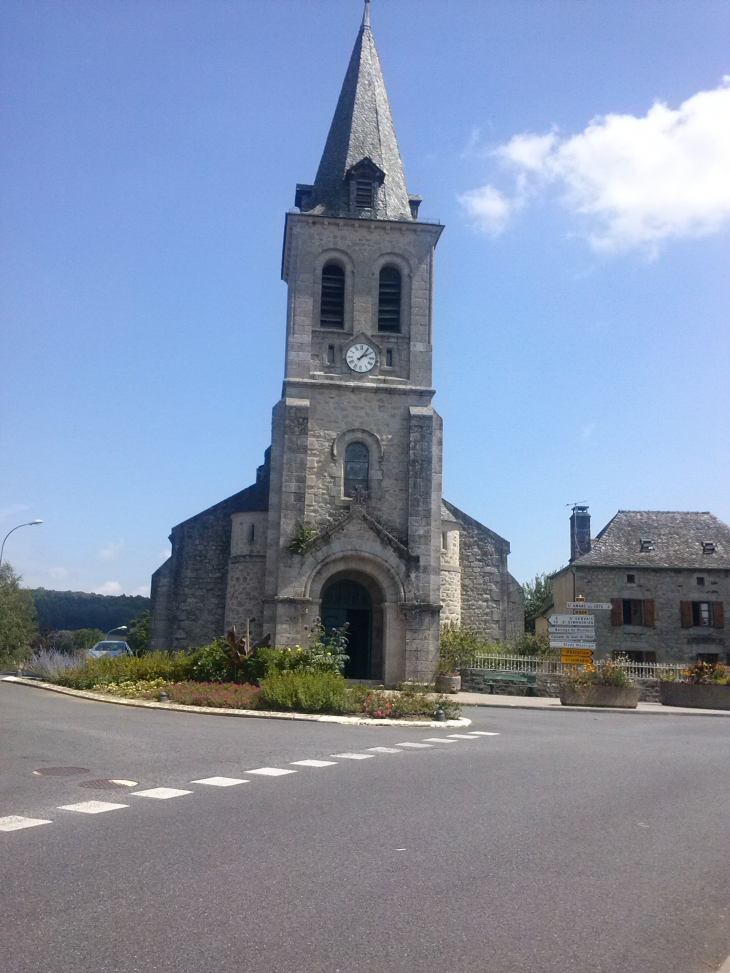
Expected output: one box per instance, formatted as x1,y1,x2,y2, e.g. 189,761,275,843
561,649,594,664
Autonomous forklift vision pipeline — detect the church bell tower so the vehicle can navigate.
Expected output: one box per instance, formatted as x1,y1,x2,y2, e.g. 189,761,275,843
262,1,444,682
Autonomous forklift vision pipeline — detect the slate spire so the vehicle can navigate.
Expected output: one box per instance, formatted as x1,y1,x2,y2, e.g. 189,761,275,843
301,2,414,221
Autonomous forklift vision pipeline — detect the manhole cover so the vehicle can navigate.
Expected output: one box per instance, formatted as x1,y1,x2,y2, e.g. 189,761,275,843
78,779,138,790
33,767,90,777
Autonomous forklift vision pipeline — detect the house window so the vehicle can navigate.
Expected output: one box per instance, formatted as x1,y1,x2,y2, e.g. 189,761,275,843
248,524,255,543
696,576,705,586
626,574,636,584
344,442,369,498
378,267,401,332
702,542,716,554
611,598,655,627
355,179,374,208
385,348,393,367
327,344,335,364
320,263,345,328
681,600,725,629
442,532,448,551
640,539,655,552
696,652,720,664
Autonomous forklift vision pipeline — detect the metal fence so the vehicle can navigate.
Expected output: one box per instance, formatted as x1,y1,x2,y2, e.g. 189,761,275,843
469,655,687,679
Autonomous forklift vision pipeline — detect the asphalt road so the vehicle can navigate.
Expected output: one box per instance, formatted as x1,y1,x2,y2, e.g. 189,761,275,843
1,682,729,973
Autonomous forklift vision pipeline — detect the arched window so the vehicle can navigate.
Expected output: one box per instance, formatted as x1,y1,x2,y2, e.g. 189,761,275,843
344,442,369,498
320,263,345,328
378,266,401,332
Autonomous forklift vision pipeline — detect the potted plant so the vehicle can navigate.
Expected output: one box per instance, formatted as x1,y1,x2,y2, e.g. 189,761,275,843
435,627,482,693
560,659,640,708
659,660,730,710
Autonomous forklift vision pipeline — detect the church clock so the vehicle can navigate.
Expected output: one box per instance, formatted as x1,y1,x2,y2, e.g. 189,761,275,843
345,342,377,373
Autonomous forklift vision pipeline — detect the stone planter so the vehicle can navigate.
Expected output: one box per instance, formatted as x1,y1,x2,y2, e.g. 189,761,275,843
435,673,461,694
560,685,640,708
659,682,730,710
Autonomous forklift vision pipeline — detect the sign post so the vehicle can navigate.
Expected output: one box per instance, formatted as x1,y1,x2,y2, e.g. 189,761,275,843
547,595,610,665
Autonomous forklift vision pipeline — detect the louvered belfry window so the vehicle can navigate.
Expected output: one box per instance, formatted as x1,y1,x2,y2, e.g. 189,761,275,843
320,263,345,328
344,442,369,498
378,266,401,332
355,179,374,208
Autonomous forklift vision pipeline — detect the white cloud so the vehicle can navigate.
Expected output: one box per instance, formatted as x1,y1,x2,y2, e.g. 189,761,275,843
95,581,123,596
132,585,151,598
99,541,124,562
458,185,516,236
48,567,70,581
461,78,730,253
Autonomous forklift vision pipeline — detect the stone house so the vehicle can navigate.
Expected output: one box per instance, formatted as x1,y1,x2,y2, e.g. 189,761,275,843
149,5,523,682
536,506,729,663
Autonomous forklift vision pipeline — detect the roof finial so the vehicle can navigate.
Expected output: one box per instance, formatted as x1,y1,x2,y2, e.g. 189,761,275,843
362,0,371,30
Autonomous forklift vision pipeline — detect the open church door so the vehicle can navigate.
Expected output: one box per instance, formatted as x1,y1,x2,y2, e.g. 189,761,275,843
320,579,373,679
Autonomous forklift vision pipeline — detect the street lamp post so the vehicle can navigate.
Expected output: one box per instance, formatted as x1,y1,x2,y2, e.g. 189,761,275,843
106,626,129,640
0,520,43,569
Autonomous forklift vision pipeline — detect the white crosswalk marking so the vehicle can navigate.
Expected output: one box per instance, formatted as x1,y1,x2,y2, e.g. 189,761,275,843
396,742,433,748
132,788,192,799
330,752,374,760
468,731,500,736
191,777,249,786
291,760,337,768
58,801,128,814
422,738,457,743
447,734,477,740
367,747,402,754
245,768,296,777
0,815,52,831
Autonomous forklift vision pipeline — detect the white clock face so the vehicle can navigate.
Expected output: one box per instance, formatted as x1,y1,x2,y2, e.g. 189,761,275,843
346,342,377,373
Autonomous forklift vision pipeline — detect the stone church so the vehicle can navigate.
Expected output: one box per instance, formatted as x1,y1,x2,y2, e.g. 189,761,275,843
149,3,524,682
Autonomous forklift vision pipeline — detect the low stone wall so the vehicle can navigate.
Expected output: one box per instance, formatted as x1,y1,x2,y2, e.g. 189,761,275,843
460,669,660,702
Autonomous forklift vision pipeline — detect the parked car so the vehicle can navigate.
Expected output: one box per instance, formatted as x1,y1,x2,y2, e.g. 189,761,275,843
87,641,133,659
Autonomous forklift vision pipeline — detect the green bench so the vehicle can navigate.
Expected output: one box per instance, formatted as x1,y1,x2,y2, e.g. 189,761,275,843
483,671,537,696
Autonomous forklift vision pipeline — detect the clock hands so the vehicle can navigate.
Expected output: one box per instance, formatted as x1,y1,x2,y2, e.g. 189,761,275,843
357,349,373,361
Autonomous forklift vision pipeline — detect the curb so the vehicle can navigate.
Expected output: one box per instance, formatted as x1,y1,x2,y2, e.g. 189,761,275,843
0,676,471,728
454,693,730,718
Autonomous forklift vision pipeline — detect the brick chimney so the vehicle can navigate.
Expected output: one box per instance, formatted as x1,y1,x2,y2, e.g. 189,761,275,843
570,505,591,561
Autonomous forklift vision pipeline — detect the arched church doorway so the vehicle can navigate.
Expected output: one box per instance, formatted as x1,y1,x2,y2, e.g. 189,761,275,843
320,578,377,680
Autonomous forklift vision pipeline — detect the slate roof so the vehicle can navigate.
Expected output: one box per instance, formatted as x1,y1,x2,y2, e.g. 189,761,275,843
309,3,412,221
573,511,730,569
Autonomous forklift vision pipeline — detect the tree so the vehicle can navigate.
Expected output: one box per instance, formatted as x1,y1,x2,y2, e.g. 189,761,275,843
0,563,37,667
127,609,150,656
522,572,555,634
71,628,105,651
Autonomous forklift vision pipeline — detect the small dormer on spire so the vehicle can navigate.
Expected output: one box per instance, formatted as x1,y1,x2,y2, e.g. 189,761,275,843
295,2,415,221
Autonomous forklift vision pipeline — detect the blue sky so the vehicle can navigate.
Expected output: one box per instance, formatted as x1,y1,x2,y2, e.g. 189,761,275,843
2,0,729,597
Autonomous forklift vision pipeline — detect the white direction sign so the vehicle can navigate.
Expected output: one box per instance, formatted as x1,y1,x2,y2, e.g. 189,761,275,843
548,615,595,627
549,626,596,636
550,640,597,649
566,602,612,610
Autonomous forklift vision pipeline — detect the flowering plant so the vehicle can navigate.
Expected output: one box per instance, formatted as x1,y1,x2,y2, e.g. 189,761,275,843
564,659,634,688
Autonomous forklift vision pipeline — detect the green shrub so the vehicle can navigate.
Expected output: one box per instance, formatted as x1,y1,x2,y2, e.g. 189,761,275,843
188,639,236,682
55,650,194,689
437,626,486,673
349,681,461,720
258,670,350,714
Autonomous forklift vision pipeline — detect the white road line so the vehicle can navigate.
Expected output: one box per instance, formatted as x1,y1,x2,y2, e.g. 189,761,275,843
245,768,297,777
395,742,433,748
132,787,193,799
58,801,128,814
367,747,402,754
459,733,484,738
330,752,374,760
0,815,52,831
468,732,501,736
191,777,249,787
422,738,458,743
290,760,337,768
447,734,478,740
